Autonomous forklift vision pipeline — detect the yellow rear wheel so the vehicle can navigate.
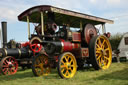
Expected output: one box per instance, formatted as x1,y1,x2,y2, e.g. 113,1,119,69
89,35,112,70
32,54,50,76
57,52,77,78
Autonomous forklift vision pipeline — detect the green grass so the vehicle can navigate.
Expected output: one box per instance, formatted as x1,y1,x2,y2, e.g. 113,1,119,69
0,62,128,85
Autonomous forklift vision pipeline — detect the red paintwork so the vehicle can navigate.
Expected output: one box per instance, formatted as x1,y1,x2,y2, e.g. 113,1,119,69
61,39,80,52
81,48,89,57
21,42,42,54
54,56,59,62
30,44,42,53
63,42,73,51
72,32,81,42
21,42,30,47
84,24,97,44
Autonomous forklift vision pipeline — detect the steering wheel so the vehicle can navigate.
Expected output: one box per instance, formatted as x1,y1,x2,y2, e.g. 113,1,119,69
30,44,42,53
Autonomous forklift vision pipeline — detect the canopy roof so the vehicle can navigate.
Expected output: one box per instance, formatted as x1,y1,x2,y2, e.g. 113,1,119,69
18,5,114,28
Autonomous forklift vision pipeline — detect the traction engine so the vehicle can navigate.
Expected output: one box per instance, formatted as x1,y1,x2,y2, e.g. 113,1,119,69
0,22,40,75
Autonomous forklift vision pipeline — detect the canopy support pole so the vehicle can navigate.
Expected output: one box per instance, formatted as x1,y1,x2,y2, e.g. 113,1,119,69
80,20,82,31
27,16,30,39
102,24,106,34
41,12,44,35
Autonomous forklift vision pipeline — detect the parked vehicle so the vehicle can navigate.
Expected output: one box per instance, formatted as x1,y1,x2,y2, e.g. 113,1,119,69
113,32,128,62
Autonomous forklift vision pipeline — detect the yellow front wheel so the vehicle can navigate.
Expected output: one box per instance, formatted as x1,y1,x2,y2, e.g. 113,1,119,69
32,54,50,76
57,52,77,78
89,35,112,70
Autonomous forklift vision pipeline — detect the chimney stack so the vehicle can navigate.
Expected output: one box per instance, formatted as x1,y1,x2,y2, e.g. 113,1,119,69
1,22,7,48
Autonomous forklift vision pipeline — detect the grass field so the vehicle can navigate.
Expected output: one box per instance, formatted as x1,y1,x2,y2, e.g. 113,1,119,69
0,62,128,85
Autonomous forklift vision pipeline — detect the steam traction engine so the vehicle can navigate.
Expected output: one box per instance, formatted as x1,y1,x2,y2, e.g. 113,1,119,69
18,5,114,78
0,22,34,75
1,5,114,78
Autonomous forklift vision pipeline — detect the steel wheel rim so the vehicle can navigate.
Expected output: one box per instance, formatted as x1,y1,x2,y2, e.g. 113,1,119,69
34,55,50,76
1,57,18,75
95,36,112,69
60,53,77,78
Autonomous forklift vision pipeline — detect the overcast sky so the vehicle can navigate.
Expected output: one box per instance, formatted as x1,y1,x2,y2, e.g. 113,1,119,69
0,0,128,42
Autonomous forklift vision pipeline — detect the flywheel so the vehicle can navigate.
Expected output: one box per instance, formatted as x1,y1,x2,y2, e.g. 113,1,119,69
84,24,97,44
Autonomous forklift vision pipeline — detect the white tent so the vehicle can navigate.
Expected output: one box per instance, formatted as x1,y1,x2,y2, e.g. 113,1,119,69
118,32,128,59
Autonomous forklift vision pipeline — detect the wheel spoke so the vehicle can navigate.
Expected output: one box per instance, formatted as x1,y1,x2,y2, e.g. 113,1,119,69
98,58,101,66
96,47,101,51
64,56,68,62
40,65,44,74
66,71,70,76
96,50,101,54
98,39,102,46
3,68,7,72
3,61,7,65
70,65,74,68
39,70,43,75
69,67,73,72
105,48,109,52
4,69,8,74
65,70,69,76
61,68,65,73
66,55,70,61
97,54,101,60
35,64,40,67
2,65,9,68
10,68,13,74
104,56,109,60
69,60,73,64
96,53,98,57
102,45,105,49
9,58,11,62
101,40,105,47
5,60,9,64
35,68,40,75
96,44,100,48
11,60,14,63
35,45,38,50
60,65,66,68
102,60,105,66
101,58,105,67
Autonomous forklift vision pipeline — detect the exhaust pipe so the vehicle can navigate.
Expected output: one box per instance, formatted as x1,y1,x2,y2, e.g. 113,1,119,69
1,22,7,48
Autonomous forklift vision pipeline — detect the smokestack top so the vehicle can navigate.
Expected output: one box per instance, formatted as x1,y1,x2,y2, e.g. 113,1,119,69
1,21,7,23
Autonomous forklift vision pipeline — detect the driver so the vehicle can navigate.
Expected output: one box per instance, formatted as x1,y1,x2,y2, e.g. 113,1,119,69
35,22,57,35
35,24,41,35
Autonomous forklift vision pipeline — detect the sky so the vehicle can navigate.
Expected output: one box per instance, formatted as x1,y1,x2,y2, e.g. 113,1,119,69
0,0,128,42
